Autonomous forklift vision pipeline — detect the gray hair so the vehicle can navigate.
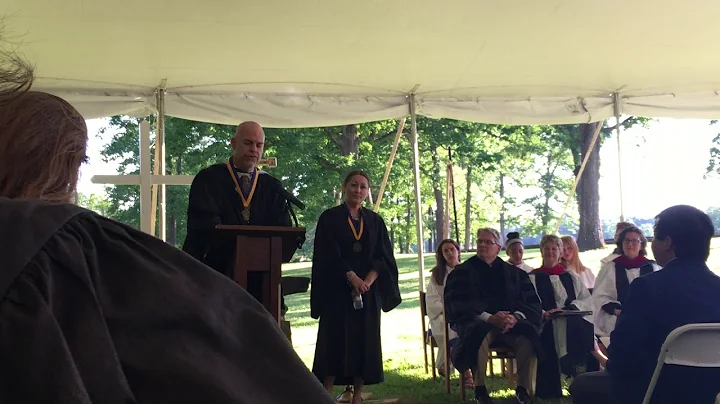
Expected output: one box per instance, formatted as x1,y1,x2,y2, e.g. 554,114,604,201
477,228,501,244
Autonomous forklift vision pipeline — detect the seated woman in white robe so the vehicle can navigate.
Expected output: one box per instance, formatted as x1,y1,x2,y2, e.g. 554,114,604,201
529,235,597,399
425,239,473,387
505,232,534,273
560,236,595,290
561,235,608,368
593,226,660,339
600,221,635,265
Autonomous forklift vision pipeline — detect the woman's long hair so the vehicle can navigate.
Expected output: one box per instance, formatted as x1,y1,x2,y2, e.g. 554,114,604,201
431,239,460,286
561,236,587,273
0,91,87,203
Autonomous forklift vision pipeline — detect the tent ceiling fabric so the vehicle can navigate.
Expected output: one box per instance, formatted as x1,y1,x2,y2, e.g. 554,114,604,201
7,0,720,126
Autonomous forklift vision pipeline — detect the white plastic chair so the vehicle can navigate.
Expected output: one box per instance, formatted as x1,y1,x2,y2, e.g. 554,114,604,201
642,323,720,404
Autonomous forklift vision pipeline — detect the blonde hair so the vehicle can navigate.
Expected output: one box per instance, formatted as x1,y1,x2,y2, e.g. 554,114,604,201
561,236,586,273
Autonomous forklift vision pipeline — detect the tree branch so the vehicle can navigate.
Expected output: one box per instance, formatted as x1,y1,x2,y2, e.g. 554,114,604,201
314,155,339,171
603,117,633,134
375,130,398,143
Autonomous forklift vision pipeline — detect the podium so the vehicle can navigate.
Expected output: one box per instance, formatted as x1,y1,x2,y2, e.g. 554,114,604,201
214,225,306,322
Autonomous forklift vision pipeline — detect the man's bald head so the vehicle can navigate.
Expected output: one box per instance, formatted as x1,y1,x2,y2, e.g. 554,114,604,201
231,121,265,172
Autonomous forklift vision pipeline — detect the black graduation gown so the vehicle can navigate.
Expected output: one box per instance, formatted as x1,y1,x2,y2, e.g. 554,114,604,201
182,162,292,305
531,271,597,399
0,197,334,404
310,204,401,386
444,256,543,373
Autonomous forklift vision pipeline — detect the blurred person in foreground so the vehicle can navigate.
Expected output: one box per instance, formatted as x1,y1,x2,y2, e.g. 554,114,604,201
0,63,334,403
570,205,720,404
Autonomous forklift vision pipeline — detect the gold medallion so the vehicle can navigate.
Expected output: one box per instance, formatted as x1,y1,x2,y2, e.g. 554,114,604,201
226,161,259,223
347,215,364,252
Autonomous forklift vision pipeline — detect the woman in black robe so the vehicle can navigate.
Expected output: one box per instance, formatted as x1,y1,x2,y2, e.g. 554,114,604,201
0,89,336,403
529,235,597,399
310,170,401,404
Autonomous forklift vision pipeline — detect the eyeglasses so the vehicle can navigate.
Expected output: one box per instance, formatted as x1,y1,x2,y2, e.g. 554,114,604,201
478,239,498,246
623,238,642,245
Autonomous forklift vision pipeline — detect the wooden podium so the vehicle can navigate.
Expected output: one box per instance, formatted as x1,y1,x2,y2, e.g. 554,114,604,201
214,225,306,322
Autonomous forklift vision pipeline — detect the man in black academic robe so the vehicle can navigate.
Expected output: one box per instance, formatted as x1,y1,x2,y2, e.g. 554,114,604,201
445,228,543,404
0,197,335,404
182,121,293,306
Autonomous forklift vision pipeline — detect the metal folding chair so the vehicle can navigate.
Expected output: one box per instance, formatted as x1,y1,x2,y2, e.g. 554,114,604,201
642,323,720,404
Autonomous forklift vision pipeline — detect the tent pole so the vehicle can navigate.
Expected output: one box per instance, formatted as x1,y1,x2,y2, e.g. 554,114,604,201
157,85,167,241
445,160,451,240
409,94,425,292
374,117,406,212
139,120,152,234
614,93,625,223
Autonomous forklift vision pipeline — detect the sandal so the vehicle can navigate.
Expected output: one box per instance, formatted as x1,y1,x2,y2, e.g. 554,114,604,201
437,366,446,378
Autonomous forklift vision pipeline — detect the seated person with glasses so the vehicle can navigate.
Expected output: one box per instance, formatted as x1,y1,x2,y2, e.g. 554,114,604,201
592,226,660,340
444,228,543,404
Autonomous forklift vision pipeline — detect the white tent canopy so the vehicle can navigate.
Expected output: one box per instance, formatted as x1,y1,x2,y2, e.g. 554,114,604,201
7,0,720,127
7,0,720,292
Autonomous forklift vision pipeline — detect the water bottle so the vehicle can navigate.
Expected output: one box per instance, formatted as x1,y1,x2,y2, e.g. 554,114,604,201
352,293,364,310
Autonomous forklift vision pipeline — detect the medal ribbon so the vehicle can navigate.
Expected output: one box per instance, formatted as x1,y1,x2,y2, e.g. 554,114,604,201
225,159,259,210
347,215,364,241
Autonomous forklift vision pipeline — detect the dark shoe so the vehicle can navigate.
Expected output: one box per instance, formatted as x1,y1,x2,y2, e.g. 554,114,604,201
515,387,533,404
475,395,494,404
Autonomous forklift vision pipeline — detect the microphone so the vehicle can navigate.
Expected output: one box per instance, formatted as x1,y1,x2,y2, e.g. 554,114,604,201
278,187,305,210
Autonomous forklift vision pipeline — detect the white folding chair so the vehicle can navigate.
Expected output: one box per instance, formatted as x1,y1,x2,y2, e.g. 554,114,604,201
642,323,720,404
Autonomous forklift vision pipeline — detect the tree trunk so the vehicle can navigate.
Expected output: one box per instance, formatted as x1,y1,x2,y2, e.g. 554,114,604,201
576,122,606,251
430,147,444,248
405,196,413,253
464,165,473,250
334,187,342,206
499,173,506,238
541,153,553,234
390,226,395,253
167,156,182,246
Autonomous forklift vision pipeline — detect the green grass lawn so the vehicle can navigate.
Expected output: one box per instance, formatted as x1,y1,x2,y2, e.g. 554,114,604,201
283,239,720,403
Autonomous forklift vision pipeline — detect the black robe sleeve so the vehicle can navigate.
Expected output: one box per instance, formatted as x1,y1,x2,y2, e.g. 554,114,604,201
0,203,334,404
309,209,354,319
445,258,489,325
182,168,222,261
513,268,544,327
369,215,401,313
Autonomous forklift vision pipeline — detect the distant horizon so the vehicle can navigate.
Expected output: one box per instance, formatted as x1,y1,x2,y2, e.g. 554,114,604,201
78,117,720,223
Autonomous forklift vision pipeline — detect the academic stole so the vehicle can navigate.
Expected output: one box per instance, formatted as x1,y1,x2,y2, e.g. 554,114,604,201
347,213,364,252
225,161,258,222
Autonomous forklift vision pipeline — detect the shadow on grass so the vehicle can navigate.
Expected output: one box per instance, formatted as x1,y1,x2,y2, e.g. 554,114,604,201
343,365,570,404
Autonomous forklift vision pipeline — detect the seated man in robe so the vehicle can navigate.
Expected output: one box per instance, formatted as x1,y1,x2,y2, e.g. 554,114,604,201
445,228,543,404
